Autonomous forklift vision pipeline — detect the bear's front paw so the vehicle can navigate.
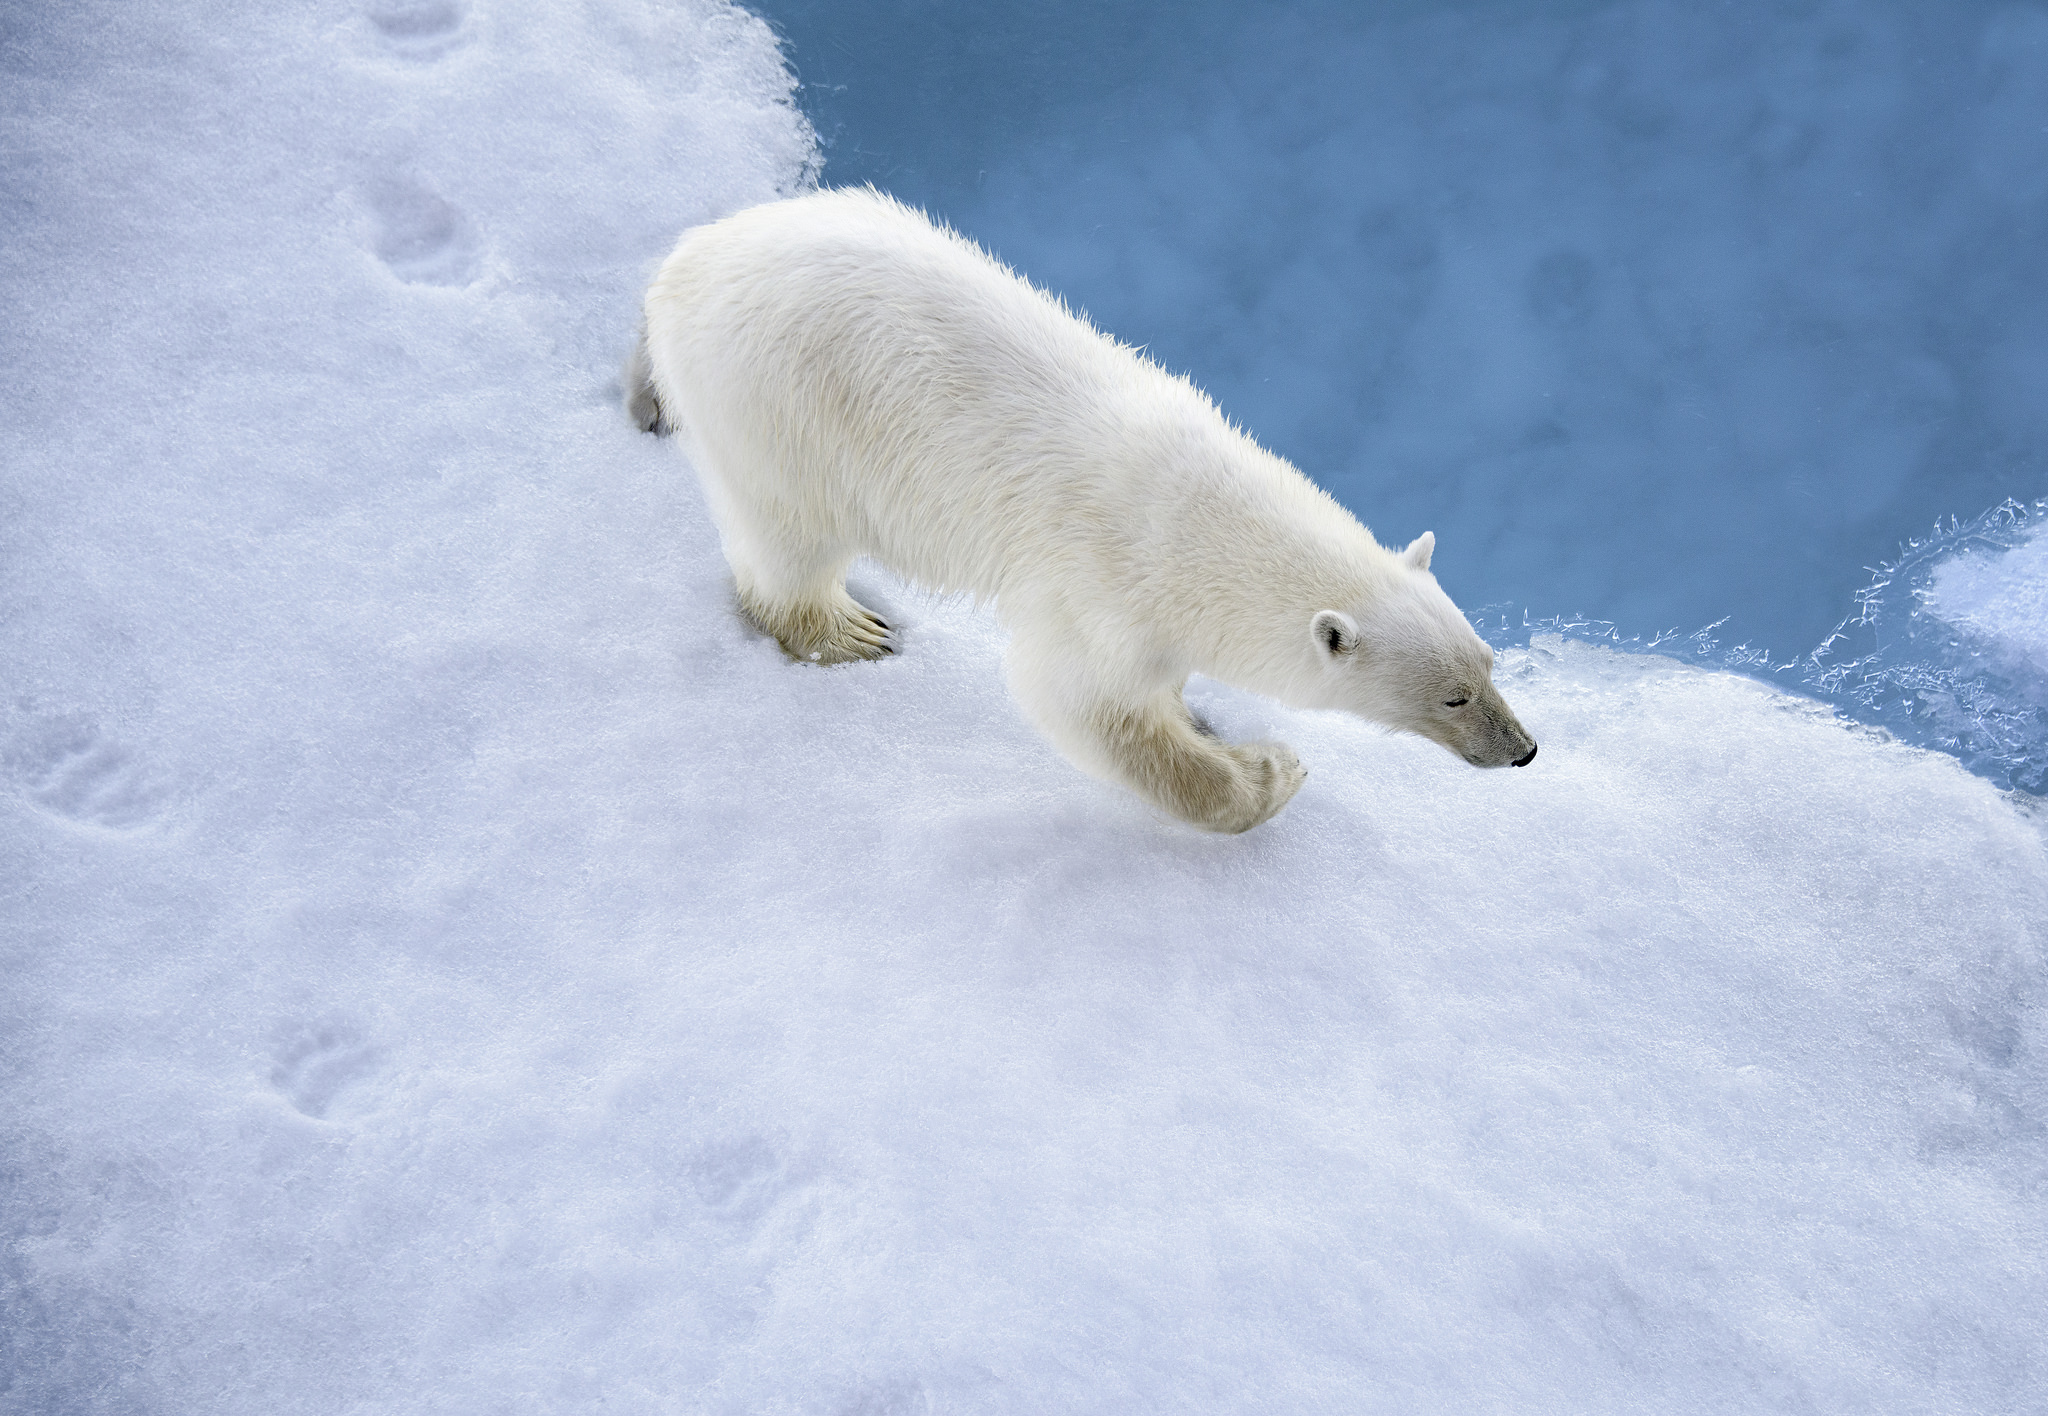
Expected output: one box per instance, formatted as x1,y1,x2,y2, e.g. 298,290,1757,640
1217,739,1306,833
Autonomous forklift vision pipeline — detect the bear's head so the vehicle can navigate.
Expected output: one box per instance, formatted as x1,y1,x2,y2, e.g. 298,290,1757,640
1309,532,1538,769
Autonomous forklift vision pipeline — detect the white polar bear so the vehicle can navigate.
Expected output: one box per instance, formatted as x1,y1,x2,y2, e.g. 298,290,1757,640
631,188,1536,833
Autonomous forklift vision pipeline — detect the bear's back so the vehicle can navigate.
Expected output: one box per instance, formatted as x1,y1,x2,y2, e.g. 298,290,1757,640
644,189,1358,609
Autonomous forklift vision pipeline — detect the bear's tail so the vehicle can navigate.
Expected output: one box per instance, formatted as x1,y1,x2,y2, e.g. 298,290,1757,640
624,323,670,436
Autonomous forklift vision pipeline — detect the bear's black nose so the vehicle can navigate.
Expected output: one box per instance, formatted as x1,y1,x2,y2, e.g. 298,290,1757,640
1513,744,1538,767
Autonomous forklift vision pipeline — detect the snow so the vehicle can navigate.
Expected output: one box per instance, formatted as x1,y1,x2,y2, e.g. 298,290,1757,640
4,2,2047,1413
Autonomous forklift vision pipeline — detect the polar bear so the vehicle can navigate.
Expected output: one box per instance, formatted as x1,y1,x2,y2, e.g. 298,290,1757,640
631,188,1536,833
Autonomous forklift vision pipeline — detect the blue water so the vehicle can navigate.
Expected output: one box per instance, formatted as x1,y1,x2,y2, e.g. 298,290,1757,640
752,0,2048,790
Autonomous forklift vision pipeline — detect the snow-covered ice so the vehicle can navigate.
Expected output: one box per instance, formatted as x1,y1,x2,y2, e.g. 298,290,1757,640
4,2,2047,1413
1931,518,2048,693
1787,499,2048,794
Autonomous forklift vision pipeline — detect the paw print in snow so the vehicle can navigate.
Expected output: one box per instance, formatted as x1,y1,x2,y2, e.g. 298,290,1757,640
6,717,167,830
363,177,478,286
689,1137,784,1220
271,1018,384,1119
366,0,469,57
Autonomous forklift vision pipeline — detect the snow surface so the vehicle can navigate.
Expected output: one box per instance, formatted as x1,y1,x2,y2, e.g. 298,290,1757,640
5,2,2048,1414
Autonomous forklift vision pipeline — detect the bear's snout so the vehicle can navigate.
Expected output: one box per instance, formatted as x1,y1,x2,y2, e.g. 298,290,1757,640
1513,743,1538,767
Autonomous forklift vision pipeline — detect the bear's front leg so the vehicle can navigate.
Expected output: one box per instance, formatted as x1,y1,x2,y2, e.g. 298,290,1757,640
1092,698,1306,833
1006,632,1305,832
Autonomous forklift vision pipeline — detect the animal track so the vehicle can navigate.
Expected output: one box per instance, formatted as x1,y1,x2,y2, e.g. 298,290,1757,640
365,0,468,56
6,717,167,830
689,1137,783,1217
271,1018,384,1119
363,177,478,286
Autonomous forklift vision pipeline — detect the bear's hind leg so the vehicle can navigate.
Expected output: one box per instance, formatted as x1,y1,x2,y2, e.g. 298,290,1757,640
624,325,669,436
690,448,891,664
730,546,893,665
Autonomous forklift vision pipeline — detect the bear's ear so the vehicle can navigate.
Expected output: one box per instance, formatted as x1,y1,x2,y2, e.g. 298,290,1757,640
1402,531,1435,571
1310,609,1359,661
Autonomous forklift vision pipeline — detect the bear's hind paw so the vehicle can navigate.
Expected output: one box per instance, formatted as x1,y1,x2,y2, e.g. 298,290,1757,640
746,592,895,665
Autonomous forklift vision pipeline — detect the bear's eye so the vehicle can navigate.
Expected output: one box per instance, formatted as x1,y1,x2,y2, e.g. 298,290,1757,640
1444,697,1469,709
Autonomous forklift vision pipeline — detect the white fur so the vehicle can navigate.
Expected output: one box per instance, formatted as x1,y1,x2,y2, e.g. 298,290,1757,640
635,188,1535,831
